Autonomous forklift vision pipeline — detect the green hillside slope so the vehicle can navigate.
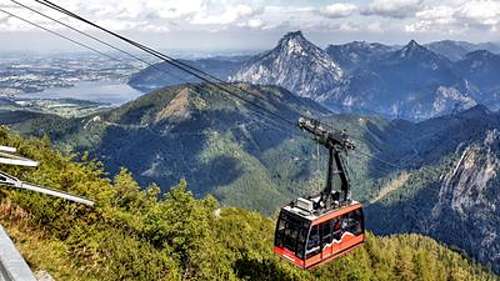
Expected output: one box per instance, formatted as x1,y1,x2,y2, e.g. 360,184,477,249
1,83,394,215
0,127,496,281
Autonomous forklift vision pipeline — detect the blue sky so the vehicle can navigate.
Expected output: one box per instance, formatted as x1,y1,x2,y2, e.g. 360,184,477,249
0,0,500,52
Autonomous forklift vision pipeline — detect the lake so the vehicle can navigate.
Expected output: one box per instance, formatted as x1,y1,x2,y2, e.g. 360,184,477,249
24,81,145,105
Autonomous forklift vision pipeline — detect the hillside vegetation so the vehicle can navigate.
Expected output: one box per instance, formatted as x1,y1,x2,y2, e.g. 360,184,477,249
368,128,500,273
0,127,496,281
0,83,393,215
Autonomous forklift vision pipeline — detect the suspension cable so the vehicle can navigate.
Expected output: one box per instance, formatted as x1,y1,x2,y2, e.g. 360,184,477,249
6,1,293,134
20,0,400,168
0,8,125,64
33,0,297,129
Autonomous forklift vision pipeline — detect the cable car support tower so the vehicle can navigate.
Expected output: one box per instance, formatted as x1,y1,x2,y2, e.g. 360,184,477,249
297,117,355,213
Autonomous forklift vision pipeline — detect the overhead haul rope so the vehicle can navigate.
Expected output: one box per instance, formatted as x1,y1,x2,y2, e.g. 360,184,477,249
16,0,401,168
8,0,199,91
6,1,292,135
32,0,297,128
0,8,124,64
33,0,315,137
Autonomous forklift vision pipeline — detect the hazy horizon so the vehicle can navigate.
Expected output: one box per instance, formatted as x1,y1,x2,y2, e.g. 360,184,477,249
1,30,499,56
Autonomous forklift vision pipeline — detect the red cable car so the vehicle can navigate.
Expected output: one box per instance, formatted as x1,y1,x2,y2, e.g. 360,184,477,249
273,117,365,269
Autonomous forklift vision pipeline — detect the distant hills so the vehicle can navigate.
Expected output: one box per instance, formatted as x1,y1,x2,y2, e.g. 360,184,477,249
454,50,500,108
425,40,500,61
129,31,500,121
128,56,249,92
0,82,413,214
326,39,479,120
3,83,344,214
325,41,396,72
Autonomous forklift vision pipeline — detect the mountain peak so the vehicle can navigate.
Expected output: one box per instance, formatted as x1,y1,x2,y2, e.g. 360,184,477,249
232,30,344,100
351,40,368,46
282,30,304,40
407,39,419,46
403,40,424,51
396,39,436,59
277,30,310,53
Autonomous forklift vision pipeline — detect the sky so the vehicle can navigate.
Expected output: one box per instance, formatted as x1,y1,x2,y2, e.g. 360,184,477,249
1,0,500,53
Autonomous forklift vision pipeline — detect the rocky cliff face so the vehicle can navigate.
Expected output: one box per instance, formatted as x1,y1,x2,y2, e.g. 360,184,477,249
431,129,500,271
365,109,500,273
324,40,478,120
230,31,344,100
454,50,500,111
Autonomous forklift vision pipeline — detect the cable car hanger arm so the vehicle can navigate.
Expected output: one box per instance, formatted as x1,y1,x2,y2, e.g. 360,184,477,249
298,117,355,210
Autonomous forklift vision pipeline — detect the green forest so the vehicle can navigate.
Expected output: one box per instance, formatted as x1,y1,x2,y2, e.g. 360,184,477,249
0,126,497,281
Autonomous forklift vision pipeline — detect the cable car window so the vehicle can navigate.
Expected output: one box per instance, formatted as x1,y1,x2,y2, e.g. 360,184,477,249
332,218,342,241
320,220,333,247
283,221,298,251
344,209,363,236
296,225,308,259
275,216,287,246
275,211,311,258
306,225,320,258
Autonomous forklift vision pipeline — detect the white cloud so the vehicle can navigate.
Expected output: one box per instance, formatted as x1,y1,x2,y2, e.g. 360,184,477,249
191,4,260,25
454,1,500,27
0,14,10,24
237,18,264,29
320,3,358,18
405,1,500,34
417,6,454,21
246,18,264,28
367,21,383,32
143,0,205,19
1,0,500,47
338,22,360,32
256,5,317,30
363,0,424,18
404,5,456,32
404,21,429,32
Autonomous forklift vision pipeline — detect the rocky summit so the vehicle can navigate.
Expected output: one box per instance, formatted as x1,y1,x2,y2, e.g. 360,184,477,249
231,31,344,101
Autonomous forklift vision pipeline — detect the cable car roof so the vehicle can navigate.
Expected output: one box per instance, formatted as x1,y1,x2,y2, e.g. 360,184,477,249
282,197,362,223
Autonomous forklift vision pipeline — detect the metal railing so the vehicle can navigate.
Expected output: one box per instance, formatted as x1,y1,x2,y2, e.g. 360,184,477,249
0,144,95,281
0,225,37,281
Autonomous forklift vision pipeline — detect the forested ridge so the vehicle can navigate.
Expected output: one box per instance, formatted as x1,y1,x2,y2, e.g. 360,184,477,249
0,126,497,281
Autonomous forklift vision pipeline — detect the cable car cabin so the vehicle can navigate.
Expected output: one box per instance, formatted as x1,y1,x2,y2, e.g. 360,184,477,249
273,116,365,269
274,197,365,269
